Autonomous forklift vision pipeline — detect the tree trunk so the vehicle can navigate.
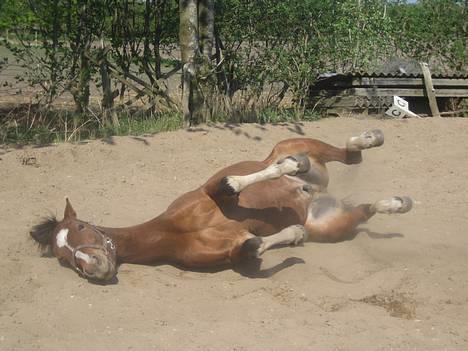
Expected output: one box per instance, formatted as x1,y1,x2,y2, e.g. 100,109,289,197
179,0,199,126
198,0,214,58
142,0,156,86
99,41,120,127
153,0,166,79
74,47,91,114
179,0,214,126
48,0,60,106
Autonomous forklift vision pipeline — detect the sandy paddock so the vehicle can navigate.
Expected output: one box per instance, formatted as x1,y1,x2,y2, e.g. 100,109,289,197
0,117,467,350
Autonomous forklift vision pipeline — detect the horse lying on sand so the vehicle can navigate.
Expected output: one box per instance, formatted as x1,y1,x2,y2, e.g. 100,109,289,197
30,130,412,282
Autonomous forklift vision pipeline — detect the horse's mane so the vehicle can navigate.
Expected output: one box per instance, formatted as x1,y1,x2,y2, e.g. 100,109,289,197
30,216,58,250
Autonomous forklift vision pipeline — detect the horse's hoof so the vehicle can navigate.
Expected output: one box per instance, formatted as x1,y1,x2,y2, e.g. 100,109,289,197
373,196,413,214
393,196,413,213
347,129,384,151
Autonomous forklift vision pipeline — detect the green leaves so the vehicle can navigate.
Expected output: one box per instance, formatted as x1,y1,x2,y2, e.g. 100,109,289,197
391,0,467,72
215,0,396,105
0,0,465,127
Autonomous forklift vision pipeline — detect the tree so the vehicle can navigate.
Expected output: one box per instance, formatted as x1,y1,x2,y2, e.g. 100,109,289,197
179,0,214,126
390,0,467,72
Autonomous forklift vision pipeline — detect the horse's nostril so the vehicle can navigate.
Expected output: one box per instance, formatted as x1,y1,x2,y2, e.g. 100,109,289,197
91,255,101,265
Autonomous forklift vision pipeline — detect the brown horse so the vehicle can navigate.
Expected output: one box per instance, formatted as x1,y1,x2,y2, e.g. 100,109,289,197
30,130,412,281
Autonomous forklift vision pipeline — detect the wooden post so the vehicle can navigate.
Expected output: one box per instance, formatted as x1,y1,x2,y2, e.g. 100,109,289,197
420,62,441,117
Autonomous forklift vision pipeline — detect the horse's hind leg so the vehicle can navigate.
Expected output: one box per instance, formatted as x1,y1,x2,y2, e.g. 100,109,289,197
264,129,384,167
305,195,412,243
223,154,311,194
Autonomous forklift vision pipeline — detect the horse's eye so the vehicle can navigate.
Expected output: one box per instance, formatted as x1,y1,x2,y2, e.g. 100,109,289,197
78,224,85,231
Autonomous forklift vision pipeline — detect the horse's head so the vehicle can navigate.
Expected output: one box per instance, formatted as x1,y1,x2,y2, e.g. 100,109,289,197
30,199,117,281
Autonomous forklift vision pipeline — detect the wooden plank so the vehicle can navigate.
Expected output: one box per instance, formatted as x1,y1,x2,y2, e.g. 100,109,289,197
312,96,357,108
311,88,468,97
312,95,392,108
352,77,423,87
324,77,468,88
353,77,468,87
420,62,440,117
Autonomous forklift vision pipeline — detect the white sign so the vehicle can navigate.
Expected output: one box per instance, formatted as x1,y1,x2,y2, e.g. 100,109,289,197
394,96,408,110
385,96,420,118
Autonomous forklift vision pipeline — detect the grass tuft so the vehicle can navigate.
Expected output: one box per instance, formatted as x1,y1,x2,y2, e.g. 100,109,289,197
0,104,325,145
0,107,184,145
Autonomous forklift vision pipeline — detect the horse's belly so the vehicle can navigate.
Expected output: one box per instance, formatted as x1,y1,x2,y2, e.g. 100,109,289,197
233,176,312,235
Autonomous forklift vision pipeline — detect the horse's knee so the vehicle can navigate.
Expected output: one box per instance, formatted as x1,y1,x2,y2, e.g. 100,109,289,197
238,236,262,259
217,176,240,196
282,153,311,174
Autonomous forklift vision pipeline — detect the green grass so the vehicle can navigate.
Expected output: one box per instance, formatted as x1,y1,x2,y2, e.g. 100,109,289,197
0,106,326,145
256,108,322,124
95,111,184,139
0,110,184,145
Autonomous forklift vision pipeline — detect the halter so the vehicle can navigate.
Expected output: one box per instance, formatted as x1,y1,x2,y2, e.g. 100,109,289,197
69,221,116,278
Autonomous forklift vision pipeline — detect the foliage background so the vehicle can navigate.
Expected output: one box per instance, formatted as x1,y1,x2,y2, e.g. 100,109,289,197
0,0,466,142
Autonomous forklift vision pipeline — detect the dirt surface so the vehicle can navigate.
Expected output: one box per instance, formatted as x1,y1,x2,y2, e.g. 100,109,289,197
1,117,468,350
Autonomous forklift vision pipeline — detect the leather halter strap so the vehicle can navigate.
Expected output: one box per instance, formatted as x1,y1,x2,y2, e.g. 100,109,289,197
70,221,116,277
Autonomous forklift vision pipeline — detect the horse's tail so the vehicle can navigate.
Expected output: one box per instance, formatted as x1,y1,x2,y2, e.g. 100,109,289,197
30,216,58,250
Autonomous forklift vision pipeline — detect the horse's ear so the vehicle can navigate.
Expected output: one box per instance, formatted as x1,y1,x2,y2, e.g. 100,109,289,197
64,198,77,219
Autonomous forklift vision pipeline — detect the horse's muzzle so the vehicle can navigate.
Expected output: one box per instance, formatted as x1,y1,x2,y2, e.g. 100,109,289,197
81,253,117,281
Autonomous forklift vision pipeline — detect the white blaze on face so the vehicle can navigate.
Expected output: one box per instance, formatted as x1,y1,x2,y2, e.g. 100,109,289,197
56,228,94,264
56,228,70,248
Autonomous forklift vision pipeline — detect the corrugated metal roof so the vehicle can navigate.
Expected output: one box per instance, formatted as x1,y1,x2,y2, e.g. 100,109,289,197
351,71,468,79
317,70,468,81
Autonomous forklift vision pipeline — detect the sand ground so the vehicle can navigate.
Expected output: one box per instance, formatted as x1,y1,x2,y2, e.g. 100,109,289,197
0,117,467,350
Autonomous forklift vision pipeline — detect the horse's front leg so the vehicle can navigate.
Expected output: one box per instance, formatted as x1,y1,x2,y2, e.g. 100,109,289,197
253,225,308,256
175,225,307,268
221,154,311,195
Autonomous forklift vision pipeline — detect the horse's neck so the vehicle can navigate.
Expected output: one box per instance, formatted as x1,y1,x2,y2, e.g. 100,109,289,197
98,216,170,264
